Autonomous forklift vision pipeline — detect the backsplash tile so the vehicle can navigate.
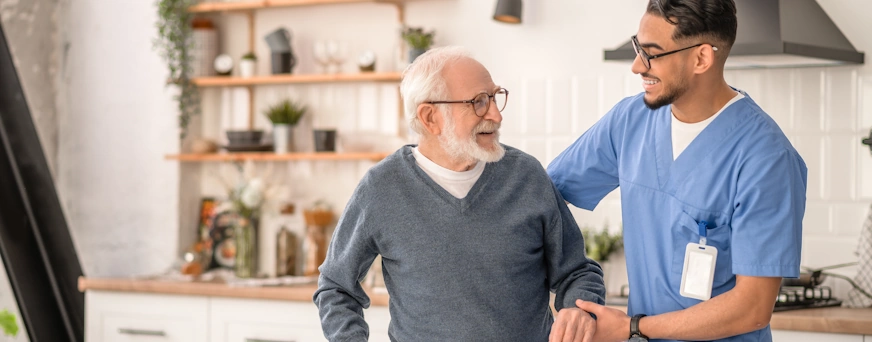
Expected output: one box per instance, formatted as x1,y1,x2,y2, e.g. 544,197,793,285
523,78,547,135
793,69,825,133
574,76,600,134
802,203,832,236
859,73,872,130
824,68,858,133
859,145,872,199
832,203,871,237
823,136,857,201
548,78,573,136
759,69,794,130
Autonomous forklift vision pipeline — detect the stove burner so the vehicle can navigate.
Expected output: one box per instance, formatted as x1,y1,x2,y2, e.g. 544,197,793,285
774,286,842,312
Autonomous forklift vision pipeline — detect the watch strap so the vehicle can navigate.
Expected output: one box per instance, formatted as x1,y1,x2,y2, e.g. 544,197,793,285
630,314,648,339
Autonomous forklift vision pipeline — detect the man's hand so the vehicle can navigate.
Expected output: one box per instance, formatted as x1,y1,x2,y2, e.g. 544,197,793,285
576,300,630,342
549,307,596,342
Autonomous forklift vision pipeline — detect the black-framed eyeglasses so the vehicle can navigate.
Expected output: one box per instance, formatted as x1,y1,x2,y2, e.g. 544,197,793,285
631,35,718,69
425,88,509,117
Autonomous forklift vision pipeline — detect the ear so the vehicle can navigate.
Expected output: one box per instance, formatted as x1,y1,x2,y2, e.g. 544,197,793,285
692,45,717,74
417,103,443,136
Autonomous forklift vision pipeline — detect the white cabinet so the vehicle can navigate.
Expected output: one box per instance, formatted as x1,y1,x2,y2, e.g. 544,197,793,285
772,330,865,342
85,290,391,342
209,298,391,342
210,298,324,342
85,291,209,342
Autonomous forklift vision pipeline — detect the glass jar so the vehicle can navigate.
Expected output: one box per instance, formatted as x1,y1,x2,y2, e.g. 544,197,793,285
234,216,258,278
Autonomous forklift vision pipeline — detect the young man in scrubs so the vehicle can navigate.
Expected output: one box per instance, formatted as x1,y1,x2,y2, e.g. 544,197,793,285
547,1,807,341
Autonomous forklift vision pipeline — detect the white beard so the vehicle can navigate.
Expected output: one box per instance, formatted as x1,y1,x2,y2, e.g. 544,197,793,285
439,113,505,164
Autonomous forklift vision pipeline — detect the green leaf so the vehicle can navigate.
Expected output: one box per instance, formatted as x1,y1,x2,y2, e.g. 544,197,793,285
0,310,19,336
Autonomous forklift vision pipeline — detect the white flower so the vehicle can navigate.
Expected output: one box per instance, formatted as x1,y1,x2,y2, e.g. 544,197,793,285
240,178,265,209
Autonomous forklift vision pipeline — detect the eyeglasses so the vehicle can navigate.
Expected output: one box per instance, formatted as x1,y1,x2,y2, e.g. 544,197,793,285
631,35,718,69
425,88,509,117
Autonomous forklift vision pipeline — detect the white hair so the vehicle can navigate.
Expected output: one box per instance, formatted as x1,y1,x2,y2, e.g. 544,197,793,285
399,46,474,134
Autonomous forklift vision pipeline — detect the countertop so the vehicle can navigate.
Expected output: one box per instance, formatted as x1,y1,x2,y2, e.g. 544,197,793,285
79,277,872,335
77,276,390,307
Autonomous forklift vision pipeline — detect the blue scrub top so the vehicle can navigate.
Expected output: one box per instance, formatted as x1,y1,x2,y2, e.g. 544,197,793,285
547,90,807,342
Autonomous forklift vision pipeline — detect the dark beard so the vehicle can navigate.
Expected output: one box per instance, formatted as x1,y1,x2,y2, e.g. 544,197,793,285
644,83,685,110
643,73,689,110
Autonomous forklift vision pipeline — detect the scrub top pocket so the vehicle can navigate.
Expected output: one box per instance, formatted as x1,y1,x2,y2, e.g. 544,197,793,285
671,211,733,286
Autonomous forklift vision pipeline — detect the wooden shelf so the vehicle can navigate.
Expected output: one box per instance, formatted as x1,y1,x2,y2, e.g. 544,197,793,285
188,0,404,13
165,151,390,162
191,72,402,87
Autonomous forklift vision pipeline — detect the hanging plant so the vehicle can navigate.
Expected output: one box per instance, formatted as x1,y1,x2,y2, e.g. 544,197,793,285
154,0,200,139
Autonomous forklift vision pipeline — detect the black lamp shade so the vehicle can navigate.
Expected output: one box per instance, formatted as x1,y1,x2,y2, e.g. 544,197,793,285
493,0,522,24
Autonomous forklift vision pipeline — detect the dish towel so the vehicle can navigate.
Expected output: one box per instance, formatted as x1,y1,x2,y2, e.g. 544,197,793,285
845,203,872,308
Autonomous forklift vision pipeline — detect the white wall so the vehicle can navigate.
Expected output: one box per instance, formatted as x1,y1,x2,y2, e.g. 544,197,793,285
60,0,179,276
48,0,872,299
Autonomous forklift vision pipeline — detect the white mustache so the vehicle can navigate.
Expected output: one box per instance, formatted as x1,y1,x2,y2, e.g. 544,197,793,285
475,121,501,133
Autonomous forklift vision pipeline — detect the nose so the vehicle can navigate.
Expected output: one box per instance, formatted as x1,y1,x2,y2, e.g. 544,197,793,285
631,54,648,75
483,98,503,123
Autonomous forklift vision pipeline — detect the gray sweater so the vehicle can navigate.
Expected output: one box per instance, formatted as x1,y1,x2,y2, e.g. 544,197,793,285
313,145,605,342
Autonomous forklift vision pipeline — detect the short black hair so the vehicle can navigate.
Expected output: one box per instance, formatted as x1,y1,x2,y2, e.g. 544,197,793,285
647,0,738,50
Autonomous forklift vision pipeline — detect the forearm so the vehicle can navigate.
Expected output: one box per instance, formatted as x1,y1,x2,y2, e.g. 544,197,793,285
314,277,370,341
640,277,781,340
555,266,606,309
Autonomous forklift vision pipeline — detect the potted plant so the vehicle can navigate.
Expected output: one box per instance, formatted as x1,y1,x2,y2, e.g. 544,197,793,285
401,26,435,63
0,309,18,337
155,0,200,138
264,99,306,154
240,52,257,78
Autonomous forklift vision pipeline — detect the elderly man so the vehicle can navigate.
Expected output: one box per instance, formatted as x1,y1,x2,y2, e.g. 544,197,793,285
313,46,605,342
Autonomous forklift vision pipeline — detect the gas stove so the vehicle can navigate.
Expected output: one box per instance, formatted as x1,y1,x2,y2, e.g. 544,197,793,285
773,285,842,312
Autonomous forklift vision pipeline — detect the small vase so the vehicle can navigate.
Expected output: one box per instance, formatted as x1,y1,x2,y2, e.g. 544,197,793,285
273,124,292,154
408,48,427,63
239,59,256,78
234,216,258,278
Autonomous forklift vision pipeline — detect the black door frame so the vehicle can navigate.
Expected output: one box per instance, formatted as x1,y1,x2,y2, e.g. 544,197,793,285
0,20,85,342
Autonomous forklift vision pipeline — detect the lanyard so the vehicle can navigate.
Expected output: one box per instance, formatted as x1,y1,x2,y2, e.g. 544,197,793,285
698,221,709,246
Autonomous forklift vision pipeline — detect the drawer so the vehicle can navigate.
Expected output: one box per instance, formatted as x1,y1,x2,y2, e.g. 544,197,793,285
102,314,201,342
210,298,324,342
210,298,391,342
85,291,209,342
225,321,324,342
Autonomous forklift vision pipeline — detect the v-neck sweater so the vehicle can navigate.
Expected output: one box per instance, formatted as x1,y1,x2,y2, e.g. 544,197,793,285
314,144,605,342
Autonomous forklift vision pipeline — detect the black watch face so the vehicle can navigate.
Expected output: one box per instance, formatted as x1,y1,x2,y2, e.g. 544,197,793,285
629,337,648,342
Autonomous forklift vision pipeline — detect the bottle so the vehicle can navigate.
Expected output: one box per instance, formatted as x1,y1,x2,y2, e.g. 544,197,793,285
276,226,297,277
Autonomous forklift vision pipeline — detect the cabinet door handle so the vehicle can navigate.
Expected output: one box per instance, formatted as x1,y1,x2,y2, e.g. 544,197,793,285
118,328,167,336
245,339,295,342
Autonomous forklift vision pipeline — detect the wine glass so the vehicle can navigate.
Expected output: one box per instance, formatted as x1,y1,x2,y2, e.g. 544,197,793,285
326,40,348,74
313,41,331,74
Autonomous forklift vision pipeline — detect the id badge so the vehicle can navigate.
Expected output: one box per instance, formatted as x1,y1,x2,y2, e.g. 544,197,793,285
679,243,718,301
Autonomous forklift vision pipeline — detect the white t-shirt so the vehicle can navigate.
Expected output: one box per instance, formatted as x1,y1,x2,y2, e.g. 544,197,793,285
672,92,745,160
412,147,484,199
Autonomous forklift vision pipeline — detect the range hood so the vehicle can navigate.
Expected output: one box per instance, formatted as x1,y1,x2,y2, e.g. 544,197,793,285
604,0,865,69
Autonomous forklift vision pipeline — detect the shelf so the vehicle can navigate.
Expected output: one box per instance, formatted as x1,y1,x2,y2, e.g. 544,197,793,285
188,0,405,13
191,72,402,87
165,152,390,162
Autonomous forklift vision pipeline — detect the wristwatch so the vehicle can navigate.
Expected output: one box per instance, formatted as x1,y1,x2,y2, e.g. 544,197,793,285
629,314,649,342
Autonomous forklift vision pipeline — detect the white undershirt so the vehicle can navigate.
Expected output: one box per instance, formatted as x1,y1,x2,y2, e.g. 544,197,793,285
412,147,484,199
671,92,744,160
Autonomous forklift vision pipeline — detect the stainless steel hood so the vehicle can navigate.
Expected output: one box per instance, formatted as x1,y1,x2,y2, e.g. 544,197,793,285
604,0,865,69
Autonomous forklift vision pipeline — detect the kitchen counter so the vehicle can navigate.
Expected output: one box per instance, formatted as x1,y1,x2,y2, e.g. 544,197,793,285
77,276,390,306
770,306,872,335
79,277,872,335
